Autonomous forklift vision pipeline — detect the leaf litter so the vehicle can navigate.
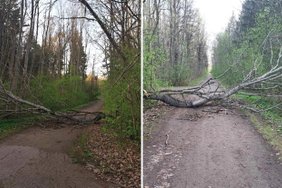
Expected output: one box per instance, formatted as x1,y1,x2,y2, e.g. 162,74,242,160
71,125,140,187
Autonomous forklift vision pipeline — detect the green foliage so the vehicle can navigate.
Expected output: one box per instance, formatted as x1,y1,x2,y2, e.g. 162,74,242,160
235,93,282,154
29,76,98,111
246,111,282,160
144,35,207,88
236,94,282,134
0,116,40,140
168,64,192,86
144,0,208,88
236,94,280,114
212,1,282,87
189,69,209,86
102,46,140,140
212,0,282,137
143,100,158,111
144,36,169,90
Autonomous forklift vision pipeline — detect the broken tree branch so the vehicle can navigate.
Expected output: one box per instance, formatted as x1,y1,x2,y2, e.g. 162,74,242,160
145,43,282,108
0,80,106,124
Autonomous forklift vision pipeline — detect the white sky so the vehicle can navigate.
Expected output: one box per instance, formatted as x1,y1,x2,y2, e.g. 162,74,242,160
52,1,244,75
37,0,105,76
194,0,243,46
193,0,244,65
88,0,244,74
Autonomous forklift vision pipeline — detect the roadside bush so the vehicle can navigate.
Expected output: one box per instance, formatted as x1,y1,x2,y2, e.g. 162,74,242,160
30,76,98,111
101,46,140,140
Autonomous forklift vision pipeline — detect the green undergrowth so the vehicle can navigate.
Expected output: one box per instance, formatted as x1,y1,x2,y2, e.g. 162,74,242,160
29,76,99,111
235,93,282,134
0,100,99,141
244,111,282,160
0,116,41,140
144,100,158,110
0,97,98,140
0,76,99,140
213,73,282,158
189,69,209,86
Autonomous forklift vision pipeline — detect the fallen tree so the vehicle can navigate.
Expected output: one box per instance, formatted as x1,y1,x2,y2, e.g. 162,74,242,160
0,80,105,124
145,43,282,108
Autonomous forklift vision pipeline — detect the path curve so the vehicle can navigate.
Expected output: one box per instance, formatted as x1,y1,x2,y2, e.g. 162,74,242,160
0,100,115,188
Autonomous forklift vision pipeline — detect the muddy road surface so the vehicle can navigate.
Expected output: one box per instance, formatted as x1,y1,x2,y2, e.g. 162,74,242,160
0,100,115,188
144,82,282,188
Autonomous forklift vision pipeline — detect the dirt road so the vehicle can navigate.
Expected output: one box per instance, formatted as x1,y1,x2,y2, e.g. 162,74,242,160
144,83,282,188
0,101,115,188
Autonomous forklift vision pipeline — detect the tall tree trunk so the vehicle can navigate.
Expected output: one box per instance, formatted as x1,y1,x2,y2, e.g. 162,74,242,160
11,0,25,92
23,0,35,80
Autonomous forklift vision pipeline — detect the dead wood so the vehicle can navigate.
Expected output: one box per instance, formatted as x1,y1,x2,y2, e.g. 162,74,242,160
202,108,225,113
145,62,282,108
145,77,224,107
145,42,282,108
0,80,106,124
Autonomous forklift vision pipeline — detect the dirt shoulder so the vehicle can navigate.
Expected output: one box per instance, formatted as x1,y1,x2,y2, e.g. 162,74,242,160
144,103,282,188
0,100,115,188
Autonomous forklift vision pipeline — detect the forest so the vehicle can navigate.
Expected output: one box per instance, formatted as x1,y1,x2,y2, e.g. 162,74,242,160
1,0,282,187
143,0,282,187
212,0,282,131
144,0,282,111
144,0,208,89
0,0,140,139
0,0,141,187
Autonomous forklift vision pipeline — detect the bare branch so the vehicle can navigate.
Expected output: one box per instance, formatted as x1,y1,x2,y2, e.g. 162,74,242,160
78,0,127,61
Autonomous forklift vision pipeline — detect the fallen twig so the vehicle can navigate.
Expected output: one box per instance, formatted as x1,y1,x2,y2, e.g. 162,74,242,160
165,130,171,146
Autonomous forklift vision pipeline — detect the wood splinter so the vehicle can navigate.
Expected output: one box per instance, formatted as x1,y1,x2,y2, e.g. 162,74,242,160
165,130,171,146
